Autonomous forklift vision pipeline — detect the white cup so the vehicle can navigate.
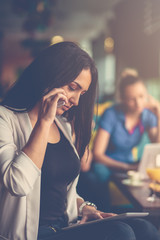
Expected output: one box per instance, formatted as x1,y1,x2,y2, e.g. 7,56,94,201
127,171,141,185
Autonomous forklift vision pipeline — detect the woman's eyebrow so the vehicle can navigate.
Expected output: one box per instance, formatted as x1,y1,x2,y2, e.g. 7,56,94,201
73,81,88,92
73,81,82,89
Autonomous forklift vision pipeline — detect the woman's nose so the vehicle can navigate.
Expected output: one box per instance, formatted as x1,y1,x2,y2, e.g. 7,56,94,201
70,93,80,106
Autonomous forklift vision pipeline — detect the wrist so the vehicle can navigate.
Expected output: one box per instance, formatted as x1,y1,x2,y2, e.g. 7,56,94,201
37,118,53,128
78,201,97,216
123,163,130,171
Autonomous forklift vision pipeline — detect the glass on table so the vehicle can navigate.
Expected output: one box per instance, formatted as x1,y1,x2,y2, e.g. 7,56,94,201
146,154,160,202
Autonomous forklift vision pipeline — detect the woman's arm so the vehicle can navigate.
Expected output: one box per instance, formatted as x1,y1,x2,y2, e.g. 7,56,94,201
0,111,41,196
76,197,116,223
23,119,51,169
146,95,160,143
23,88,68,169
0,89,68,196
148,124,160,143
93,128,137,171
80,148,93,172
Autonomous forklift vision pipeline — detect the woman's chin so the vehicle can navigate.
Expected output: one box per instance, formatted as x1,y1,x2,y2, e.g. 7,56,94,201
56,108,65,116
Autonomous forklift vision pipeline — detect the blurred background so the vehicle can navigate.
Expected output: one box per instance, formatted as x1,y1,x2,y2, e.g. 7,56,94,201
0,0,160,101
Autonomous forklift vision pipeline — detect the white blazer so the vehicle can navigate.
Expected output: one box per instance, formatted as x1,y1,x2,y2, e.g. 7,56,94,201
0,106,82,240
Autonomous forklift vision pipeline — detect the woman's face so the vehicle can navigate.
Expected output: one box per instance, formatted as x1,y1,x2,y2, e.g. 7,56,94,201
56,68,92,115
122,81,148,114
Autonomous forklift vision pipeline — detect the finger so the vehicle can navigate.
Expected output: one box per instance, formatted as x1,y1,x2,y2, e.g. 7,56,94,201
100,212,117,218
51,93,68,105
43,93,68,106
95,212,104,219
79,212,103,225
148,94,158,104
79,216,88,224
43,88,67,100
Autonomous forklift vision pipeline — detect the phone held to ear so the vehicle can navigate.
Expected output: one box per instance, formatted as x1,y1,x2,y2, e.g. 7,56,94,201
57,100,65,108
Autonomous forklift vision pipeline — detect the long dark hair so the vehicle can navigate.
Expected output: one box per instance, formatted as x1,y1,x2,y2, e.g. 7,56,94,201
1,41,98,158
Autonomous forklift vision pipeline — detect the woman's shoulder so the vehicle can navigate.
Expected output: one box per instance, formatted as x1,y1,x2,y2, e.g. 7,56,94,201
0,105,15,119
141,108,157,125
0,106,27,128
142,108,156,117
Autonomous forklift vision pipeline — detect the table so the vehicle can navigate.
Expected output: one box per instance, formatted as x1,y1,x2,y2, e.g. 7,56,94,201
112,173,160,228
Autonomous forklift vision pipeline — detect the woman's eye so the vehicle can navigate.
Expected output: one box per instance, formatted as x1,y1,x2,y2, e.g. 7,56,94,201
68,85,76,91
69,86,75,91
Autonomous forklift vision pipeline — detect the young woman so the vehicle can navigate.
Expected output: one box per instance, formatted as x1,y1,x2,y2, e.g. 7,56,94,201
0,42,159,240
93,75,160,181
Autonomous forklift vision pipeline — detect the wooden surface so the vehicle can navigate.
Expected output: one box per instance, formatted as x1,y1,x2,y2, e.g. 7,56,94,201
112,173,160,216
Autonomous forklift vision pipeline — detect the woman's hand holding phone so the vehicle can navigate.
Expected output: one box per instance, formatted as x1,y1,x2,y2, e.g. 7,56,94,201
38,88,68,125
57,99,66,108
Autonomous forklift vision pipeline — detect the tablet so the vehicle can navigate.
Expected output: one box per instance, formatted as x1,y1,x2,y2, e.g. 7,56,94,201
63,212,149,231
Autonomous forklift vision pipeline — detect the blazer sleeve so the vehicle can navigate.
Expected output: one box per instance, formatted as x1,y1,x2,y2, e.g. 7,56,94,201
0,109,41,197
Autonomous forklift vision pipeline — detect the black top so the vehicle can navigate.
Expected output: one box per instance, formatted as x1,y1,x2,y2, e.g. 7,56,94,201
39,128,80,226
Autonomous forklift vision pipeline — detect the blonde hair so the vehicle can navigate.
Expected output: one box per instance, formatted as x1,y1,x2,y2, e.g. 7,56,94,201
121,68,138,79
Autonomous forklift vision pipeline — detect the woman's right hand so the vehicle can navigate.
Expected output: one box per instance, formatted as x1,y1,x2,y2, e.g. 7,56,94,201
124,162,139,171
38,88,68,125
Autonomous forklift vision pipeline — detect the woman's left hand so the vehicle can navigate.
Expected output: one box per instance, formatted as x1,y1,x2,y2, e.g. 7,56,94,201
79,205,116,224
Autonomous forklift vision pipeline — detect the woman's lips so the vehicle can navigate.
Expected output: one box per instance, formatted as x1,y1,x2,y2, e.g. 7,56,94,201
62,105,70,110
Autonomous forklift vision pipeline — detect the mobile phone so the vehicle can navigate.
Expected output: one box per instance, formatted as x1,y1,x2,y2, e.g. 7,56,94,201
57,100,65,108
